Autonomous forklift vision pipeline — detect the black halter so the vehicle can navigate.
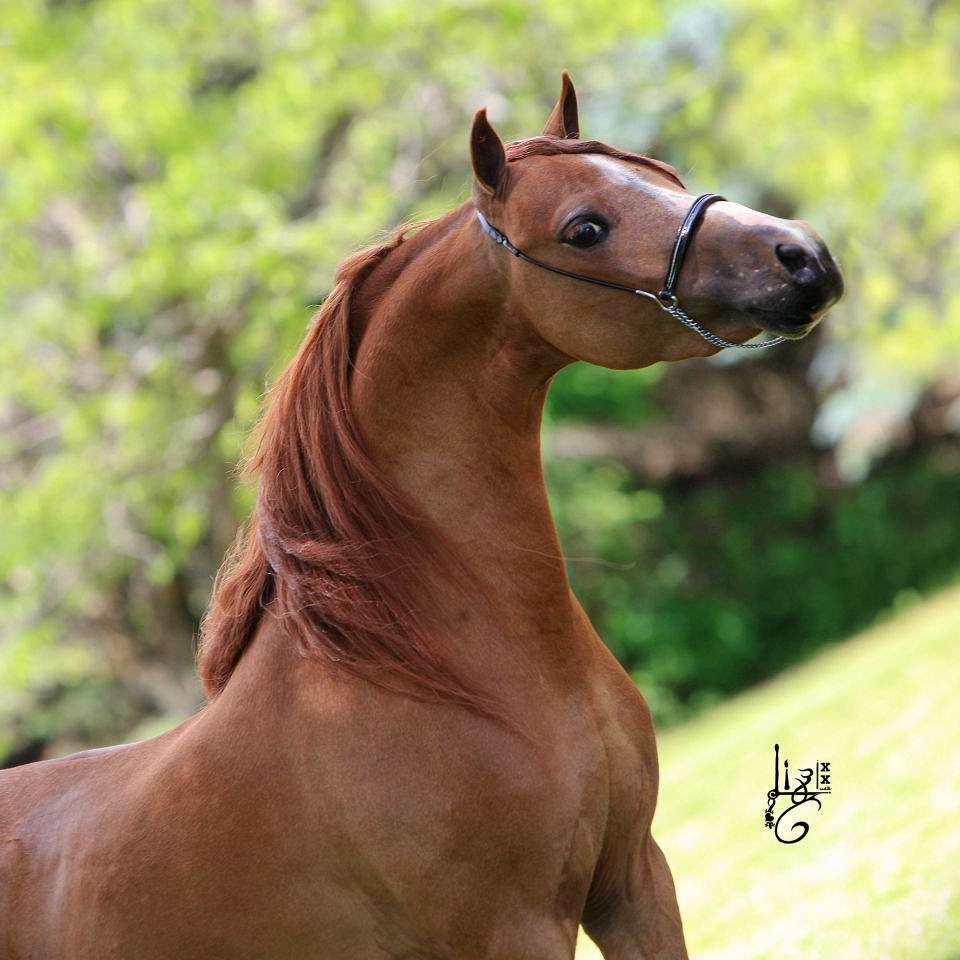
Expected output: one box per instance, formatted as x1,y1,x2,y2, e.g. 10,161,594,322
475,193,784,350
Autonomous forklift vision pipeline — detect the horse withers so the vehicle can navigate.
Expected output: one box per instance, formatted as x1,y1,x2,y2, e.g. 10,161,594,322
0,74,842,959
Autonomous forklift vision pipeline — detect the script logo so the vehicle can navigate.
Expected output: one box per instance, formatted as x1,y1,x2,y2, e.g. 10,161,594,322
764,743,831,844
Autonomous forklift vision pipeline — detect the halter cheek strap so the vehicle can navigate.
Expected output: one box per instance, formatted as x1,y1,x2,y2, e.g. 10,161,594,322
475,193,785,351
658,192,723,304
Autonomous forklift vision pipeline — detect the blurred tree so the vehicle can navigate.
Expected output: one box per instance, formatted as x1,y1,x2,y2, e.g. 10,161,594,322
0,0,957,759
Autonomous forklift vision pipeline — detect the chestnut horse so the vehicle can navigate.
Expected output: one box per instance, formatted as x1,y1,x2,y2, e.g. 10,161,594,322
0,74,842,959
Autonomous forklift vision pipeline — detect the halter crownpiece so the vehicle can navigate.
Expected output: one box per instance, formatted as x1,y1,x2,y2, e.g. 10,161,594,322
475,193,786,351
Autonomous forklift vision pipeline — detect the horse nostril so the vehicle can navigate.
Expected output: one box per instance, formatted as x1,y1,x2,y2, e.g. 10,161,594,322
775,242,814,276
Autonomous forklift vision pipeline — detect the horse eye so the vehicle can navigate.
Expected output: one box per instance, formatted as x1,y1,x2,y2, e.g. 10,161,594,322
563,220,606,248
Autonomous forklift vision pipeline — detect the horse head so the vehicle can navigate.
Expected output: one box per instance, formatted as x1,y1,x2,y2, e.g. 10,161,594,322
471,72,844,367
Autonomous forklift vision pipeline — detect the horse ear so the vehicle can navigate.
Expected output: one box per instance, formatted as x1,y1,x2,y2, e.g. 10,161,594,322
470,108,506,197
542,70,580,139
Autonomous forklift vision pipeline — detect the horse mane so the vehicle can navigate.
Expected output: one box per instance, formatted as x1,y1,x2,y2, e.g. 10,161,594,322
197,221,493,715
198,133,681,712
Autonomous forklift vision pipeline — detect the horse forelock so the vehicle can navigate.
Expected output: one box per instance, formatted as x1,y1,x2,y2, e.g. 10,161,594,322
197,223,496,718
504,136,687,189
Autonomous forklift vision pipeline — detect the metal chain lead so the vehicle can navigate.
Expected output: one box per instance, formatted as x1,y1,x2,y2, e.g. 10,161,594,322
657,297,785,351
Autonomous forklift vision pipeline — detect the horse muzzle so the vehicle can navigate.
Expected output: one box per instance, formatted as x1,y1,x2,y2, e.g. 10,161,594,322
735,225,845,338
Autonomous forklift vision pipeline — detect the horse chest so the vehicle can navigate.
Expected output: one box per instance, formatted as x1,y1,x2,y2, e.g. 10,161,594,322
282,703,609,888
2,685,652,960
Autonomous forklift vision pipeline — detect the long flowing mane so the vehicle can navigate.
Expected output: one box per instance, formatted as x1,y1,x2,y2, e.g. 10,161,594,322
197,225,490,711
198,135,682,711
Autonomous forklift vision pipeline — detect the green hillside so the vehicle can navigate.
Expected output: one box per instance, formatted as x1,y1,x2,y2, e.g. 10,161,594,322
578,586,960,960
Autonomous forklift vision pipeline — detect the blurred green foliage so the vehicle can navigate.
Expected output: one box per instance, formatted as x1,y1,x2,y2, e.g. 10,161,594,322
1,0,958,757
551,452,960,722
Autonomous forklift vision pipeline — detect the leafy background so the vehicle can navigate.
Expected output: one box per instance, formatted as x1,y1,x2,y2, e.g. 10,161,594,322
1,0,958,800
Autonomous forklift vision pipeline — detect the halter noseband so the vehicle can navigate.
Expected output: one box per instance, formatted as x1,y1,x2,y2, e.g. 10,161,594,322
475,193,785,351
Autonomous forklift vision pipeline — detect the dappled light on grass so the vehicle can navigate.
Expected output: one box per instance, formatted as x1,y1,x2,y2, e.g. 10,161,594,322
578,585,960,959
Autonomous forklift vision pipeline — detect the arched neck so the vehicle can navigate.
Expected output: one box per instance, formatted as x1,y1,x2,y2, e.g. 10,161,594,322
349,208,579,653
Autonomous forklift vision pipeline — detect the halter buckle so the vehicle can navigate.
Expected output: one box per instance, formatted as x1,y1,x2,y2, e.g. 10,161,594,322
656,289,678,307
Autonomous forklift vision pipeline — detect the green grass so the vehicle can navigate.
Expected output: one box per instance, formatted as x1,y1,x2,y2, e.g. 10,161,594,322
578,585,960,960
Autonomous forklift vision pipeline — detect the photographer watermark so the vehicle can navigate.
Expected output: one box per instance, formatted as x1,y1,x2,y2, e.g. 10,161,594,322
764,743,831,844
